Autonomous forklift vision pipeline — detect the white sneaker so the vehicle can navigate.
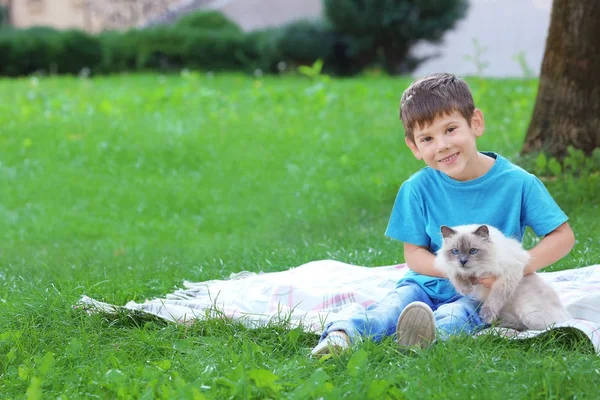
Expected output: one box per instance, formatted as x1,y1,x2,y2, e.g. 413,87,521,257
396,301,436,348
310,333,350,357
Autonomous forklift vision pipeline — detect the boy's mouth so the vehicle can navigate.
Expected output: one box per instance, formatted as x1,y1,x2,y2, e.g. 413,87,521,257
439,152,459,163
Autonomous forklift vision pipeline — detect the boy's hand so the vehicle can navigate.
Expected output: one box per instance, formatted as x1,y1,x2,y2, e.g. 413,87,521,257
470,276,497,288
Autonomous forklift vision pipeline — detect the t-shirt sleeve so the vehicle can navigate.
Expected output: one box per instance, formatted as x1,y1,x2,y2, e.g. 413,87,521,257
385,180,429,247
521,175,568,236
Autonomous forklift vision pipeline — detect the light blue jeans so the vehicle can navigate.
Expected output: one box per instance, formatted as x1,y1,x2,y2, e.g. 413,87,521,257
319,281,487,343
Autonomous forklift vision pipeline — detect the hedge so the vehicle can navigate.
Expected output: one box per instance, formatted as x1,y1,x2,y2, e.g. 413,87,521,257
0,5,467,77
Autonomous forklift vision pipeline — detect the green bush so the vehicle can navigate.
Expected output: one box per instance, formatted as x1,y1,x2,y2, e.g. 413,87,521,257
183,29,246,71
276,20,333,66
129,26,245,72
241,28,284,73
238,20,363,76
133,26,189,70
98,30,140,73
0,9,249,76
0,27,61,76
0,5,470,77
277,19,364,76
54,29,103,74
323,0,469,74
101,26,245,72
175,10,243,35
101,25,249,73
0,27,102,76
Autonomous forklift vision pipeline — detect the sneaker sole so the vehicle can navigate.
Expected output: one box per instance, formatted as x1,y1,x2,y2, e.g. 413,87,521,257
396,301,436,348
310,334,349,357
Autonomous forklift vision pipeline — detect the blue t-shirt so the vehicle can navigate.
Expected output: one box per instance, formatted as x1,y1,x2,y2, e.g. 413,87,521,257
385,152,568,301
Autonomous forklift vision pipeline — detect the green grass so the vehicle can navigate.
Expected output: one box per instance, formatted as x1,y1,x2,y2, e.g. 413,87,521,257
0,73,599,399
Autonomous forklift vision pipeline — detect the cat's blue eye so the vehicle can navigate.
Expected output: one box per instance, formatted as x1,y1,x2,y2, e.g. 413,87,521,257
469,248,478,255
451,249,460,255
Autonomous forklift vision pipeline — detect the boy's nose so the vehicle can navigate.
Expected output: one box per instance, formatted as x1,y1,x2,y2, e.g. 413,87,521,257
436,138,449,152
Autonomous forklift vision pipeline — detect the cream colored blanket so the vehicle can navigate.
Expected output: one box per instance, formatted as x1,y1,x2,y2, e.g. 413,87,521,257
78,260,600,353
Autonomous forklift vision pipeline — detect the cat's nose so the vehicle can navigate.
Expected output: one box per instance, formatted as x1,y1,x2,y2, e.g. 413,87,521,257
459,258,468,266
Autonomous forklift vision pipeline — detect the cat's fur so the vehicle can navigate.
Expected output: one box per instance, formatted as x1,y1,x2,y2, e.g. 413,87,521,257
434,224,570,330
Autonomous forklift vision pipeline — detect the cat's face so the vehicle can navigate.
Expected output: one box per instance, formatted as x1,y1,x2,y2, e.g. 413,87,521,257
439,225,494,272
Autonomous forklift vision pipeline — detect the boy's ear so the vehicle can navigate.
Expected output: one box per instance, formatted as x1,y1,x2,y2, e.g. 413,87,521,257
405,137,423,160
472,108,485,137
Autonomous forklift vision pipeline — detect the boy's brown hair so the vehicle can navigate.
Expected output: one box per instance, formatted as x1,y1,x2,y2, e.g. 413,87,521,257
400,73,475,144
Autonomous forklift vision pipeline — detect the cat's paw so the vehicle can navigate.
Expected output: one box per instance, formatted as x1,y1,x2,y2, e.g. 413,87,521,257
452,279,473,295
455,285,473,296
480,306,497,324
460,283,474,295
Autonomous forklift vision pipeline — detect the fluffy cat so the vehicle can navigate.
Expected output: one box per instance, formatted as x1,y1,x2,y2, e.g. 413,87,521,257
434,224,570,330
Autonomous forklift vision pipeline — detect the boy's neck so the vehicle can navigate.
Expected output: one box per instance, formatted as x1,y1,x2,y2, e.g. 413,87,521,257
470,152,496,180
448,152,496,182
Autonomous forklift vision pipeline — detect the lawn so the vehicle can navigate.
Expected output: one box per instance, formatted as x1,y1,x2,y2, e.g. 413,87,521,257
0,72,599,399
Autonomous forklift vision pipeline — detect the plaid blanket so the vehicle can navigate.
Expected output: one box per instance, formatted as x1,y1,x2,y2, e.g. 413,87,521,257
78,260,600,353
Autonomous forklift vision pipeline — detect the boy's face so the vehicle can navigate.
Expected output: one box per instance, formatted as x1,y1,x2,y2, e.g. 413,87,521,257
405,109,485,181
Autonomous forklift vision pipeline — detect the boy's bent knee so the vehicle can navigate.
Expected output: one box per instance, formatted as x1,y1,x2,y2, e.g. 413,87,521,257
434,301,485,337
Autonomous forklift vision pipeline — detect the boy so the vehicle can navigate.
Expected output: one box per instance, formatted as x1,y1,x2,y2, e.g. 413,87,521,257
311,73,575,356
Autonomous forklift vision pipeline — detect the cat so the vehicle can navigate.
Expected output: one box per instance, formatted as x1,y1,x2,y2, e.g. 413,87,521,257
434,224,571,330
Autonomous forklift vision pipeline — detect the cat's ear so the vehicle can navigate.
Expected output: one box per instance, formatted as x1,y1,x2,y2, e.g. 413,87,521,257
441,226,456,238
474,225,490,238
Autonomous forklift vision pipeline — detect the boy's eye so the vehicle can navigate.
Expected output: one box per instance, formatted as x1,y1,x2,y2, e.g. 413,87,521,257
446,127,456,134
421,137,432,142
469,248,478,255
451,249,460,255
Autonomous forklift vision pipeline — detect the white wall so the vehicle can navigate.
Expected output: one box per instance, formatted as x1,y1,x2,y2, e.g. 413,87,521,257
211,0,322,31
412,0,553,77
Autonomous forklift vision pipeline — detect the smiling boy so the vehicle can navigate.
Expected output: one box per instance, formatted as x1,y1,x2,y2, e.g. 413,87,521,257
311,73,575,356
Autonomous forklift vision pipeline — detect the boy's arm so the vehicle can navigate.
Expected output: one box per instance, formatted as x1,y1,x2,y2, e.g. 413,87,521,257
403,243,447,278
524,221,575,274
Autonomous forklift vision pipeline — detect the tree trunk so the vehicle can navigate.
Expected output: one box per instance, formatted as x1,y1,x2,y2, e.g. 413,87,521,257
522,0,600,158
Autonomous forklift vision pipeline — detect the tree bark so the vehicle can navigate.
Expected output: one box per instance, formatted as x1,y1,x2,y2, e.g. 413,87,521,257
522,0,600,158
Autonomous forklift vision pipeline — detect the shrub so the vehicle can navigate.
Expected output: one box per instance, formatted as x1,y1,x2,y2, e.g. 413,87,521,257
276,20,333,66
0,27,102,76
133,26,188,70
98,30,140,73
268,19,362,76
115,26,246,72
0,9,248,76
54,29,103,74
0,27,61,76
175,10,243,35
183,29,246,71
241,28,284,73
323,0,469,74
